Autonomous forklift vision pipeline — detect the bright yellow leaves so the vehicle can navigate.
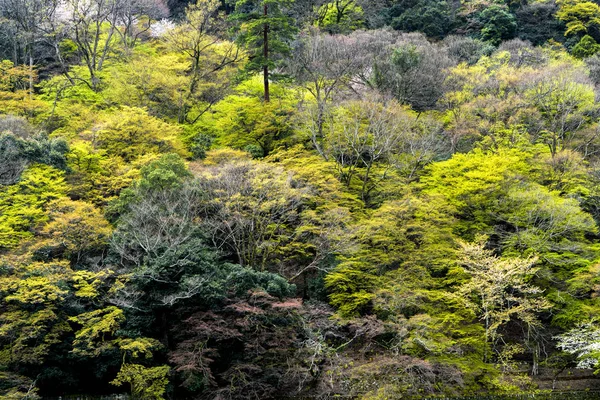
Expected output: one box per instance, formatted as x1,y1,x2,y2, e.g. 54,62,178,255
91,107,186,162
40,198,112,261
0,165,68,250
557,0,600,37
111,363,170,400
69,307,126,356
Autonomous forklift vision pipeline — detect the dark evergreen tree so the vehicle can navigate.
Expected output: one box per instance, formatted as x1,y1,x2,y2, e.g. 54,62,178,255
231,0,297,101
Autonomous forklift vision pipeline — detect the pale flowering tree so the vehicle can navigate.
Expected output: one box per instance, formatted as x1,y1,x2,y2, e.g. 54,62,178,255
112,0,169,50
555,322,600,370
149,18,174,38
459,237,551,367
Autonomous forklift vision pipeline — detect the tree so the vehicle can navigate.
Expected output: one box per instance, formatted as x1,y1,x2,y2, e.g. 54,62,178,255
525,66,596,156
197,78,296,156
195,158,309,272
555,321,600,371
39,198,112,263
168,291,302,399
0,256,73,367
111,153,296,308
499,183,597,255
478,5,517,46
232,0,297,102
164,0,241,123
421,148,532,237
63,0,121,91
0,0,62,95
442,35,490,65
390,0,452,39
392,115,451,181
459,237,550,364
515,2,564,46
373,34,454,111
315,0,364,34
286,28,365,157
0,164,67,250
111,364,170,400
557,0,600,41
572,34,600,58
324,96,412,203
112,0,169,51
327,193,456,318
58,0,165,90
0,60,48,117
91,107,186,162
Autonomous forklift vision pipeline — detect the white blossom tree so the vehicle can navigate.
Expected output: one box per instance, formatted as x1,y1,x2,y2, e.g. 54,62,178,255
556,322,600,370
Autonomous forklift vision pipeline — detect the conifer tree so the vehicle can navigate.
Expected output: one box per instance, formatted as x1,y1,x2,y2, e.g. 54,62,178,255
232,0,296,102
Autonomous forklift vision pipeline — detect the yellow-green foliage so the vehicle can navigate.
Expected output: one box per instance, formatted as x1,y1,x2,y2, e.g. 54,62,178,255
557,0,600,37
0,256,73,365
0,165,68,249
66,141,145,205
90,107,186,162
111,364,170,400
4,6,600,399
69,307,125,356
326,193,456,317
316,0,365,33
421,148,532,237
101,49,190,120
62,106,187,204
39,198,112,260
196,77,299,156
72,270,115,299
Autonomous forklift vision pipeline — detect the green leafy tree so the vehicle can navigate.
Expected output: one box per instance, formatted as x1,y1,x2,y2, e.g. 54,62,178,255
326,193,456,317
196,78,297,156
316,0,365,34
111,364,170,400
571,34,600,58
39,199,112,263
163,0,241,123
0,257,73,367
390,0,452,39
0,165,68,250
557,0,600,41
92,107,186,162
232,0,297,101
478,5,518,45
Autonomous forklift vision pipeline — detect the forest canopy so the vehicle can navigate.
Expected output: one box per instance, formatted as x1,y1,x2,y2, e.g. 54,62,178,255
4,0,600,399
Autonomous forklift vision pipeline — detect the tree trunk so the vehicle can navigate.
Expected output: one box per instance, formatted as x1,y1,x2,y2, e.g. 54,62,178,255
263,4,270,102
28,51,34,99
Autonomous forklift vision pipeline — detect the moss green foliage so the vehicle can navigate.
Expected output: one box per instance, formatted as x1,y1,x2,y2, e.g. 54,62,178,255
316,0,365,33
195,78,298,156
390,1,452,39
556,0,600,39
4,1,600,399
111,364,170,400
0,165,68,249
572,34,600,58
